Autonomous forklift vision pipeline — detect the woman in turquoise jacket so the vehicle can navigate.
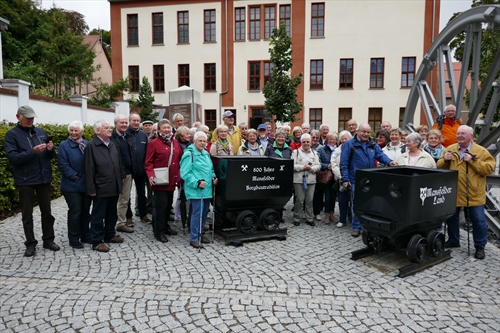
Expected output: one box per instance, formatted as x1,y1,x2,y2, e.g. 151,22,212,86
180,131,218,248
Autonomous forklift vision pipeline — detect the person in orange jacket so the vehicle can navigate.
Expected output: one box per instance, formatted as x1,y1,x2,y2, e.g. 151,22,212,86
432,104,462,147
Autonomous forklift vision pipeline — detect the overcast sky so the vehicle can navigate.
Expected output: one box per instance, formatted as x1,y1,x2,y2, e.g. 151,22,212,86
40,0,474,32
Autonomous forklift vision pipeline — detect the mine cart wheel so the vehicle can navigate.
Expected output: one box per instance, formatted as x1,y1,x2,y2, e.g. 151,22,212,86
259,209,280,231
407,234,429,263
427,231,445,257
236,210,258,234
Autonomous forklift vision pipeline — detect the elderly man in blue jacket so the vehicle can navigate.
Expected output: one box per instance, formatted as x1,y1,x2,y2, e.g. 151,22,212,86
4,105,60,257
340,123,398,237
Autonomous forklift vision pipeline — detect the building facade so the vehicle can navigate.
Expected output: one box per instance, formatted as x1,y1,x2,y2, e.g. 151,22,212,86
110,0,440,131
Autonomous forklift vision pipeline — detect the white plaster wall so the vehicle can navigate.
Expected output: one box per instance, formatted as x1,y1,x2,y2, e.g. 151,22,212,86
119,0,426,129
303,0,425,129
0,93,18,123
0,94,115,125
121,2,222,110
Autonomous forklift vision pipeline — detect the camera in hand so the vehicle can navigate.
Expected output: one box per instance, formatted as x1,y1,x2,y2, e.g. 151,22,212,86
44,135,54,144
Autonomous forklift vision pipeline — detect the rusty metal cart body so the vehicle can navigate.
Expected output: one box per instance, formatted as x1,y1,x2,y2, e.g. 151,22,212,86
212,156,293,245
351,166,458,277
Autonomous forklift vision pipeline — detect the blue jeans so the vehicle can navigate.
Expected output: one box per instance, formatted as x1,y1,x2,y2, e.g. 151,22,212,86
62,191,91,245
338,190,349,224
190,198,211,242
350,183,361,231
323,184,336,214
446,206,488,249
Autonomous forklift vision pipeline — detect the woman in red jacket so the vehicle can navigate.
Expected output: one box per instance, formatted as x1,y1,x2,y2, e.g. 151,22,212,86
145,119,182,243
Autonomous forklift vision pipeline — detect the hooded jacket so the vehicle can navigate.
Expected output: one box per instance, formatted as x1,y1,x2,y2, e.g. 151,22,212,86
340,134,393,184
180,144,215,200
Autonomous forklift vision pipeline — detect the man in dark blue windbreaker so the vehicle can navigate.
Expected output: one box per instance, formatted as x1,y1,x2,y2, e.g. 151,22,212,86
340,123,398,237
4,105,60,257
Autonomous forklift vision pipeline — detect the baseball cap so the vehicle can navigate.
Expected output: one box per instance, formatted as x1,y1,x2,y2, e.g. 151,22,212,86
17,105,37,118
222,110,234,118
257,124,267,130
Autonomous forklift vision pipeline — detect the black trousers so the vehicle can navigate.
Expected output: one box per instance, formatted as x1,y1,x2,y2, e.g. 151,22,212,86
18,184,55,248
153,190,174,237
90,195,119,246
134,175,148,218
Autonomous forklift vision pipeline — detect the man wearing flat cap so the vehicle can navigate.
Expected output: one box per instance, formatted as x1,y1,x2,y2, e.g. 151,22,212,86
4,105,60,257
211,110,241,154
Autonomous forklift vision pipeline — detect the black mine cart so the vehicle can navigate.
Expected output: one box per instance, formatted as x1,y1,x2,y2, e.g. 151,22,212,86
212,156,293,245
350,166,458,277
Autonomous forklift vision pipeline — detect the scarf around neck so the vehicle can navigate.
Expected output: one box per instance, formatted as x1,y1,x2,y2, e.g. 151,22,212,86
158,132,172,145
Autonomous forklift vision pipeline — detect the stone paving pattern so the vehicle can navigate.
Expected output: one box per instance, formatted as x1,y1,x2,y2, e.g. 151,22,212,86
1,192,499,332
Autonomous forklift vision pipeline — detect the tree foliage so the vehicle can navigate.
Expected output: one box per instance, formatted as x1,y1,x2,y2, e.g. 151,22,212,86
0,0,96,98
88,78,129,108
448,0,500,124
136,77,159,122
262,21,303,124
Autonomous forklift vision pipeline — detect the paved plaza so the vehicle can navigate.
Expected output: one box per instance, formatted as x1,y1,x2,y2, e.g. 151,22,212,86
1,193,499,333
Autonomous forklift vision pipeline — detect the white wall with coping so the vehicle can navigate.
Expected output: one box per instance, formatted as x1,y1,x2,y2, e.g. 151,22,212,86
0,79,128,126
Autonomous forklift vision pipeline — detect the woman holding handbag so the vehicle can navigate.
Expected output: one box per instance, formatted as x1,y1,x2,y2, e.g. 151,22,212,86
144,119,182,243
316,132,338,224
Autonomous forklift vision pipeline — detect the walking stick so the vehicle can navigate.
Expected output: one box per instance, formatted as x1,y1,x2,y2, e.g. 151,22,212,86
465,155,471,257
180,188,187,234
212,183,216,243
198,189,204,253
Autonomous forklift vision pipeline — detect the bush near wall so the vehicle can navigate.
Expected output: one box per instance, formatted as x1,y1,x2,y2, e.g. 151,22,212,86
0,121,96,215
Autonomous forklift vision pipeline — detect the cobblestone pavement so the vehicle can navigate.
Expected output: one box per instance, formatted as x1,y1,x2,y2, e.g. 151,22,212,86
1,193,499,333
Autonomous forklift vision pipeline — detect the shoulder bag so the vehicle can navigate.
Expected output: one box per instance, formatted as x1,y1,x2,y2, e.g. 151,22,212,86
154,145,174,185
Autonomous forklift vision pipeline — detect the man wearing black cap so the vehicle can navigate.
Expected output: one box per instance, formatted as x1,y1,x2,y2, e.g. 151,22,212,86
4,105,60,257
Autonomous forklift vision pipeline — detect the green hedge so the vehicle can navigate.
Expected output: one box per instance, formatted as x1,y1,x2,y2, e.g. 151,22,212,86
0,121,96,214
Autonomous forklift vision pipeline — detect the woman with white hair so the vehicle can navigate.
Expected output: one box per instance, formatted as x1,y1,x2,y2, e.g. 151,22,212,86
210,124,233,156
292,133,321,226
397,132,436,168
181,131,218,249
58,120,91,248
331,130,352,228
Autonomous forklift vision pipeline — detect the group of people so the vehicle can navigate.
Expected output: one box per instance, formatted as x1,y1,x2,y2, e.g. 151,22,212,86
4,104,495,259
